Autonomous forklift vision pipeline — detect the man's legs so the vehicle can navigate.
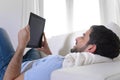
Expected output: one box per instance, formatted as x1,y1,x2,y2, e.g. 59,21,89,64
0,28,42,79
23,48,42,62
0,28,15,80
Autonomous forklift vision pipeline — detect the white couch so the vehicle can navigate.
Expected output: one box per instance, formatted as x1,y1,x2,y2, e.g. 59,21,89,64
48,22,120,80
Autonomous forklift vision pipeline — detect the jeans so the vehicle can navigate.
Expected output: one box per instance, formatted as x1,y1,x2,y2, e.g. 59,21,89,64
0,28,41,80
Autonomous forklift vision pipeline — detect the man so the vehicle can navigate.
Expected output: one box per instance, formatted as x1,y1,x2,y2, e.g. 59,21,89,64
1,24,120,80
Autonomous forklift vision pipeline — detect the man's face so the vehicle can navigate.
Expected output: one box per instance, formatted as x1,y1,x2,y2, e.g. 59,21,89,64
71,29,91,53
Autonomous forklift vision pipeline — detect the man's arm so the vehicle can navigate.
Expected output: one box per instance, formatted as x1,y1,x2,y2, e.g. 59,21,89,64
3,25,30,80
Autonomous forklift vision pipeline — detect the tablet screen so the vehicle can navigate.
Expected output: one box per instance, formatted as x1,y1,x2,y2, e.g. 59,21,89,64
27,12,46,48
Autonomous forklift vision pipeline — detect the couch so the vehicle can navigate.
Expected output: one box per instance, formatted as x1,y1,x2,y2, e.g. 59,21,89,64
48,22,120,80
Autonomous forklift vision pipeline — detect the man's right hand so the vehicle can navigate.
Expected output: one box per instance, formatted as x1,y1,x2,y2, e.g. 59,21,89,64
18,25,30,49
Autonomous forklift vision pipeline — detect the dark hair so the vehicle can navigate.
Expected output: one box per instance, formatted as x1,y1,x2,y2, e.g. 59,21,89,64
87,25,120,59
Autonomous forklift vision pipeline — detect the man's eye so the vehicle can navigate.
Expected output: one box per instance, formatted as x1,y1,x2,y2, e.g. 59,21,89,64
83,33,85,37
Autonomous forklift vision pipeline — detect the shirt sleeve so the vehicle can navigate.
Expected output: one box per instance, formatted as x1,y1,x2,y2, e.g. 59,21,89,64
24,55,64,80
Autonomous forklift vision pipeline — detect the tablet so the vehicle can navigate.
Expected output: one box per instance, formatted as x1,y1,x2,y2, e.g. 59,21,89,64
27,12,46,48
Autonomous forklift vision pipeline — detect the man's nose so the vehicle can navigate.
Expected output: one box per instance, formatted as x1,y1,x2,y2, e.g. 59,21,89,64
76,37,81,41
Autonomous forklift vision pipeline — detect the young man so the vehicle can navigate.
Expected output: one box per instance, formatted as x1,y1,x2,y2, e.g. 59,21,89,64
1,24,120,80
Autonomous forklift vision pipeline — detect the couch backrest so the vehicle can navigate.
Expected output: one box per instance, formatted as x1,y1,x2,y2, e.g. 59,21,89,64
48,30,85,56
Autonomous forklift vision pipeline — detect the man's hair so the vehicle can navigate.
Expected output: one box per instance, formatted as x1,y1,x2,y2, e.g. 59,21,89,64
87,25,120,59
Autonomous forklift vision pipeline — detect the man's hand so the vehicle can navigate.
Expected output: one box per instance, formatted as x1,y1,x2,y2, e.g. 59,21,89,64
37,33,52,55
18,25,30,49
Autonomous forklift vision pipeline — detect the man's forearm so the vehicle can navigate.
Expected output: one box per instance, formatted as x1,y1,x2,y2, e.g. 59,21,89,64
3,25,30,80
3,46,25,80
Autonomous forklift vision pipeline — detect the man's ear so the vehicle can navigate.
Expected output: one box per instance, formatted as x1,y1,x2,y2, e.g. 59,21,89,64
86,44,96,53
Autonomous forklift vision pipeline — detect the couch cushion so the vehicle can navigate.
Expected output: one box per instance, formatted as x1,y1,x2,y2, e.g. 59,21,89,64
51,60,120,80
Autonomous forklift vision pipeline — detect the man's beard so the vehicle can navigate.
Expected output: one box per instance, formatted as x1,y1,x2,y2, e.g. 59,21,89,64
70,44,88,53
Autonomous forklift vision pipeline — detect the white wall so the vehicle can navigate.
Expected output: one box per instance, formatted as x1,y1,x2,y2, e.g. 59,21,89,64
99,0,120,25
0,0,23,49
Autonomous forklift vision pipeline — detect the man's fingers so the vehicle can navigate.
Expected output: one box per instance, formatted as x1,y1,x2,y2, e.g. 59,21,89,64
25,25,30,34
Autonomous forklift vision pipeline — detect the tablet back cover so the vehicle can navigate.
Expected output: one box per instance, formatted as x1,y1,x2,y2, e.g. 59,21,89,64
27,12,45,48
